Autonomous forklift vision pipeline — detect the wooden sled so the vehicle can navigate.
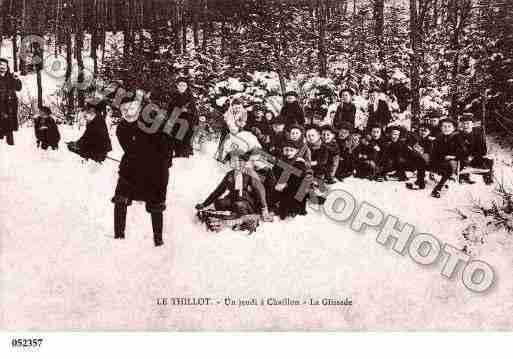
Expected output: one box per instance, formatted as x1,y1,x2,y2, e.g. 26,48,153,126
197,210,272,234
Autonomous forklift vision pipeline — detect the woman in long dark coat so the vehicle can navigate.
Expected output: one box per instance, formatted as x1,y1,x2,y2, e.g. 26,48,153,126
111,96,174,247
0,58,22,146
167,77,197,158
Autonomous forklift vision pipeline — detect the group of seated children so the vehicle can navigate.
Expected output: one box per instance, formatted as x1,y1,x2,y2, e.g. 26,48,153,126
197,106,494,223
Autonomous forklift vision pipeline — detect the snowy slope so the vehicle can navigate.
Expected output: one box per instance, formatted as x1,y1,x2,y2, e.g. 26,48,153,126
1,127,513,330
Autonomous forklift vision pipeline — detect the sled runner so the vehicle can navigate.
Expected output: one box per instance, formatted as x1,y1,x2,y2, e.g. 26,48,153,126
197,210,271,234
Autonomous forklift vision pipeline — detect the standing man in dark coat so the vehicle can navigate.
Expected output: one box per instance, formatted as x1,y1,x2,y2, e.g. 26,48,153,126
0,58,22,146
367,87,392,130
112,97,175,246
333,88,356,130
167,77,198,158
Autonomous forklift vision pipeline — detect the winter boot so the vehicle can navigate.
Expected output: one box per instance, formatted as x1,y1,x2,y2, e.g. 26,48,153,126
114,204,127,239
151,212,164,247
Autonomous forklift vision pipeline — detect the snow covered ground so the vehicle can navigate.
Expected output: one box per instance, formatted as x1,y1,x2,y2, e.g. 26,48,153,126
1,125,513,330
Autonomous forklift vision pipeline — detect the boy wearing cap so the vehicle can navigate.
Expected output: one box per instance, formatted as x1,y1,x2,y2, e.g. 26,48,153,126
457,113,493,185
333,88,356,130
321,125,341,184
288,123,312,167
273,139,308,219
279,91,305,127
305,124,329,180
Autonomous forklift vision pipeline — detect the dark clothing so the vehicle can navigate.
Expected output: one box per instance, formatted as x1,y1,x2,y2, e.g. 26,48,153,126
246,117,272,148
389,83,410,112
354,143,379,178
113,119,174,208
367,100,392,129
381,139,410,176
308,141,329,179
431,132,466,164
269,131,287,158
333,102,356,130
458,129,487,158
369,136,388,165
324,141,341,179
273,157,308,219
34,116,60,150
336,135,358,177
255,167,278,211
68,115,112,162
458,129,493,179
167,91,197,158
0,71,22,144
279,102,305,127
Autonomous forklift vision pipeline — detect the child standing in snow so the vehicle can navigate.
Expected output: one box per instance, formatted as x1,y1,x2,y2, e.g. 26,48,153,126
34,107,60,150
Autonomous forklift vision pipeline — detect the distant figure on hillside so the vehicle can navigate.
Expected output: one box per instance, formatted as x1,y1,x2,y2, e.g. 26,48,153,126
34,106,60,150
0,58,22,146
67,102,112,162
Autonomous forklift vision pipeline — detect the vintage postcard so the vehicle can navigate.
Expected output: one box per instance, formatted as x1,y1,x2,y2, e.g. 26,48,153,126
1,0,512,335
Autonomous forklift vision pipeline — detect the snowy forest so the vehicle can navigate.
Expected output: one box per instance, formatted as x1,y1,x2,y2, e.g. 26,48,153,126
0,0,511,133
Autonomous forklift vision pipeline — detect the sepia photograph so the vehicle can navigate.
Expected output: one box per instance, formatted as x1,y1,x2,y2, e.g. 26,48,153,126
1,0,513,342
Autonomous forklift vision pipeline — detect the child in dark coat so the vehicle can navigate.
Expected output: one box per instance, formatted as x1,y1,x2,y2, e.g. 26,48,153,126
354,135,379,179
111,98,175,246
273,139,308,219
34,106,60,150
247,105,272,149
320,125,340,184
305,124,329,180
269,116,288,158
380,126,410,181
336,122,358,179
424,118,466,198
67,103,112,162
457,113,493,185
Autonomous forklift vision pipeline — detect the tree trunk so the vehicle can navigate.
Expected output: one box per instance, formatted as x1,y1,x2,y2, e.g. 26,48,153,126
409,0,421,128
65,31,74,123
192,0,199,49
318,1,327,77
19,0,27,75
373,0,385,59
12,34,17,72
